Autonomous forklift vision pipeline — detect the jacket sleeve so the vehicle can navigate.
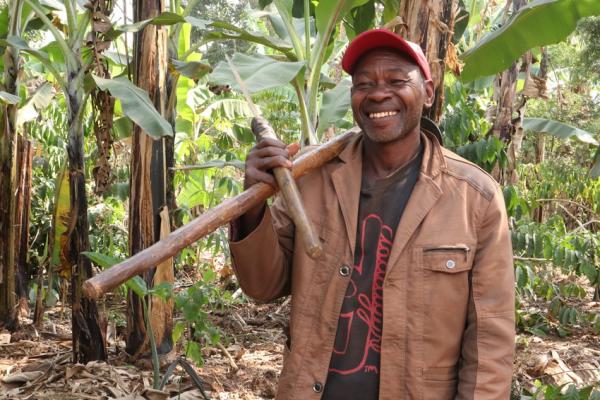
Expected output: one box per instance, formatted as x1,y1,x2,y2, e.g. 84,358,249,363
457,186,515,399
228,194,294,301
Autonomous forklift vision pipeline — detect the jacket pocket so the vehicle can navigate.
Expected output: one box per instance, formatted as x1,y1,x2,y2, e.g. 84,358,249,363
422,244,472,273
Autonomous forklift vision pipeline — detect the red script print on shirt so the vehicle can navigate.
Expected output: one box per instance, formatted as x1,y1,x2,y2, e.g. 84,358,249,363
329,214,392,375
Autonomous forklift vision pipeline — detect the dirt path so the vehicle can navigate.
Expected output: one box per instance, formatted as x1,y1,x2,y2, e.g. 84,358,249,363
1,298,599,399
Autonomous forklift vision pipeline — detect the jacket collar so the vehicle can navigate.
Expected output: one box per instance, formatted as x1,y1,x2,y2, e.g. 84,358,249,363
335,121,447,179
330,120,446,260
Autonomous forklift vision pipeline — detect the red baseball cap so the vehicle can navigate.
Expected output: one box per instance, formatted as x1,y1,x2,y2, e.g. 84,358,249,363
341,29,432,81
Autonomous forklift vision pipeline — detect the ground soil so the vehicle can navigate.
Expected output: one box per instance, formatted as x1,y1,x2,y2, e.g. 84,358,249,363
1,292,598,399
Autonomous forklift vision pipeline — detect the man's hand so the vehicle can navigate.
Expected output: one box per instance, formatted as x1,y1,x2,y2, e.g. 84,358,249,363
236,137,300,238
244,138,300,189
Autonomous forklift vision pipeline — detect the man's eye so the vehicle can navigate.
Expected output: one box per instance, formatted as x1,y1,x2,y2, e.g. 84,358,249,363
353,82,373,90
390,79,409,86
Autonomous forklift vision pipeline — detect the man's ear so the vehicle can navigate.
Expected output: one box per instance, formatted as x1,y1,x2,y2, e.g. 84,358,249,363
422,79,435,109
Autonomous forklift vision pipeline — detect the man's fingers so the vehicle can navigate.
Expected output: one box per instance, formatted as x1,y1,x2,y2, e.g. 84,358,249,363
286,143,300,158
256,155,292,170
245,168,276,188
255,137,286,149
251,146,291,162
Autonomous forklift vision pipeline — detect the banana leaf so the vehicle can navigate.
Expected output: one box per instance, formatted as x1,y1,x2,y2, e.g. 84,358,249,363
461,0,600,82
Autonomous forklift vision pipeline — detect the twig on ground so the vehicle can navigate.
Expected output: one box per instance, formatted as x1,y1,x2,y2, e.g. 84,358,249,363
216,342,239,372
275,298,290,315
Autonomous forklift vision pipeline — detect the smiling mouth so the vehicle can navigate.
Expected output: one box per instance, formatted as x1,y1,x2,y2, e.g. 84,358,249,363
369,111,398,119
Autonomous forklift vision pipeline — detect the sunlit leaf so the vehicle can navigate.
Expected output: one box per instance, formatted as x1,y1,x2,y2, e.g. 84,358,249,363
205,21,295,59
314,0,370,36
93,75,173,138
171,59,212,79
17,83,54,126
208,53,305,93
200,99,254,120
177,160,245,171
126,276,148,297
81,252,123,269
461,0,600,82
110,12,208,37
522,118,599,146
49,163,71,279
0,91,20,104
317,79,351,135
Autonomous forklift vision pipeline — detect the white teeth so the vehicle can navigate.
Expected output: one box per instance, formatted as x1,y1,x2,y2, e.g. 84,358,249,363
369,111,398,119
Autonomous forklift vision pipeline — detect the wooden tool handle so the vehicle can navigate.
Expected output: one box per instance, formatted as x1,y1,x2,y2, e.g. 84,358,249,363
251,117,322,258
82,127,361,300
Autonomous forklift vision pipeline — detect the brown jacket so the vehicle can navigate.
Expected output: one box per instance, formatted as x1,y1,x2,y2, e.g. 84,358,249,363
230,132,515,399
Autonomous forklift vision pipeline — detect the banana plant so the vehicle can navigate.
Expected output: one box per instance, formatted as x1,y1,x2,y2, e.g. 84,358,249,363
2,0,172,362
206,0,370,145
460,0,600,82
0,0,24,330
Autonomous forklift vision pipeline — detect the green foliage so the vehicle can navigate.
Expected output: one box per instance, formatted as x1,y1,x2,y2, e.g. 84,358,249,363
578,17,600,83
209,53,306,93
173,267,228,367
461,0,600,82
509,158,599,338
440,78,507,172
93,76,173,138
518,382,600,400
522,118,598,146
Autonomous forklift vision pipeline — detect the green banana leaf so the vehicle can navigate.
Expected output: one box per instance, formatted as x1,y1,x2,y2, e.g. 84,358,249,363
0,91,20,104
208,53,305,93
171,59,212,80
200,99,254,120
0,7,8,41
176,160,245,171
317,79,352,135
461,0,600,82
17,83,54,125
93,75,173,138
204,21,295,59
109,12,208,38
81,252,123,269
314,0,370,37
522,118,599,146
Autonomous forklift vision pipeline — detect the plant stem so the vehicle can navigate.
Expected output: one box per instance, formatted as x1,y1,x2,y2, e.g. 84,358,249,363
142,298,161,389
273,0,305,60
304,0,310,61
292,77,316,145
23,0,77,71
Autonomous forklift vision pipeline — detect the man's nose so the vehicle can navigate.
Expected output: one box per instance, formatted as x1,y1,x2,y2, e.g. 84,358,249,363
367,83,393,101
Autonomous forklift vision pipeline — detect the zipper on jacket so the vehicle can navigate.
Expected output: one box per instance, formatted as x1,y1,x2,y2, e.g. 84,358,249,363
424,245,470,261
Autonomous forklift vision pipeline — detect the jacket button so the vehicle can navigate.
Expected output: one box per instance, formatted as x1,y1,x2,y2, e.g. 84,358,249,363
446,259,456,269
339,265,351,276
312,381,323,393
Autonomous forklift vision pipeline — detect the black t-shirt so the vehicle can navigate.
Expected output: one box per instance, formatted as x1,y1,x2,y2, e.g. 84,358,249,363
322,146,423,400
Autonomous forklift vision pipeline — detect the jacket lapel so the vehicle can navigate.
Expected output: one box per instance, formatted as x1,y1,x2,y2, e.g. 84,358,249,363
330,136,363,259
386,133,445,270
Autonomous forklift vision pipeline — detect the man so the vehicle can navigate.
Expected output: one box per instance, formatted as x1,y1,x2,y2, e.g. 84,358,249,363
229,29,514,399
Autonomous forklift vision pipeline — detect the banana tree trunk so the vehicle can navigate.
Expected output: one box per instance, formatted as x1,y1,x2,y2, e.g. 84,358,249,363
14,136,33,317
0,0,23,330
67,56,107,363
490,0,526,184
126,0,173,357
396,0,457,123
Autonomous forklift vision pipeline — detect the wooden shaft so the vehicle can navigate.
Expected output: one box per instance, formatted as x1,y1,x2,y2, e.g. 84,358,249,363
252,116,322,258
82,127,361,300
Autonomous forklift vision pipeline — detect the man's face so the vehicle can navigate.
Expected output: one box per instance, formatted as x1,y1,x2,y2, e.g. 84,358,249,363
351,49,434,144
